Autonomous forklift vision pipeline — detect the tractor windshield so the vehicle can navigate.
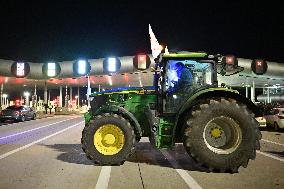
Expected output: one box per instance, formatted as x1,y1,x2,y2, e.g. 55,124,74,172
163,60,214,113
165,60,213,93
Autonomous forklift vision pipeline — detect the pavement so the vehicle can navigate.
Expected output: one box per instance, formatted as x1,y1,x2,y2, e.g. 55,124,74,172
0,116,283,189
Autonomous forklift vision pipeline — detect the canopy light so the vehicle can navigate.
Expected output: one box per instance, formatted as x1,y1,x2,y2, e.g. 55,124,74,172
11,62,30,78
24,92,30,97
251,59,267,75
73,59,91,76
42,62,61,77
133,54,151,70
103,57,121,73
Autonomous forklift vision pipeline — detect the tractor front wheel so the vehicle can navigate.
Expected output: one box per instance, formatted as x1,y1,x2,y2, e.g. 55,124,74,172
183,98,261,173
81,113,136,165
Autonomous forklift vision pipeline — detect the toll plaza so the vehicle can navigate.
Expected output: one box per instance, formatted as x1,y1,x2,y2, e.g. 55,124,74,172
0,54,283,112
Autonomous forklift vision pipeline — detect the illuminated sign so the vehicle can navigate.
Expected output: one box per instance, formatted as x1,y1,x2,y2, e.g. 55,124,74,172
133,54,151,70
251,59,267,75
42,62,61,77
108,58,116,72
73,59,91,76
226,56,234,65
48,63,56,77
78,60,87,75
103,57,121,73
222,55,238,67
11,62,30,78
16,62,25,76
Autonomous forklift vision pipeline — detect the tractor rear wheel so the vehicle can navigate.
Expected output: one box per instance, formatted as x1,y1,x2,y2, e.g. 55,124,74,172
183,98,261,173
81,113,136,165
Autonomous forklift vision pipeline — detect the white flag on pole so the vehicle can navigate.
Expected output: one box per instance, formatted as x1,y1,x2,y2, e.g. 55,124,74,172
149,24,163,58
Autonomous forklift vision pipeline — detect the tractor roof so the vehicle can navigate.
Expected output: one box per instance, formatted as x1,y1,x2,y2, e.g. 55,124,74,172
162,52,207,59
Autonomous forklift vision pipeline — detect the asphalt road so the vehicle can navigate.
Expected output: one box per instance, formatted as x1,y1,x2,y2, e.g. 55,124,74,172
0,116,283,189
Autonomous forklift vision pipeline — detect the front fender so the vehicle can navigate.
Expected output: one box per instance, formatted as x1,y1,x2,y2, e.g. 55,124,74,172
91,105,142,140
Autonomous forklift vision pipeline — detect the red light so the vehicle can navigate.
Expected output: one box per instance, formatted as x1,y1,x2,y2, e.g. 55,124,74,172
138,55,147,69
252,59,267,75
257,61,262,66
226,56,234,65
139,56,145,61
15,99,20,106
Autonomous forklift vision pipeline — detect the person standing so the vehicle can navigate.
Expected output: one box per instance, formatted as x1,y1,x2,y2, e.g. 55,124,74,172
44,103,48,114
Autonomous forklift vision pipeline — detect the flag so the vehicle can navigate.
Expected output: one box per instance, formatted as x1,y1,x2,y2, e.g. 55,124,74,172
149,24,163,58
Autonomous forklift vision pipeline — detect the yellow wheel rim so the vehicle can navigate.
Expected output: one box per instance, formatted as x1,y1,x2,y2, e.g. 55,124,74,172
94,124,125,155
211,128,222,138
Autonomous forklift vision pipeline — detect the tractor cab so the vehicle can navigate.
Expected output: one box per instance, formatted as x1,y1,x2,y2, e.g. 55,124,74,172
155,52,219,113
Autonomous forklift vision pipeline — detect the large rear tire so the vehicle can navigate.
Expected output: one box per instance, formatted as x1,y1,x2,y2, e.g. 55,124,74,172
183,98,261,173
81,113,136,165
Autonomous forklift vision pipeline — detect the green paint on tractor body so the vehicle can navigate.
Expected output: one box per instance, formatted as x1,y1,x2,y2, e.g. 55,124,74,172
84,85,241,149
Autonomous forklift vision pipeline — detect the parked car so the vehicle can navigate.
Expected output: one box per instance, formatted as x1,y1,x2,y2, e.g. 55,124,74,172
264,108,284,131
0,105,36,122
256,116,266,128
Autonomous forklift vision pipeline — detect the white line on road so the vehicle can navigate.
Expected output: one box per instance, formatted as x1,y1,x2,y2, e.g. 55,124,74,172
261,139,284,147
0,121,84,160
256,150,284,163
160,150,203,189
95,166,112,189
0,117,78,140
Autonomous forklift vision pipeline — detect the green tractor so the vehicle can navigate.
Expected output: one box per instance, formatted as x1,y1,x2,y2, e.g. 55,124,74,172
81,52,261,172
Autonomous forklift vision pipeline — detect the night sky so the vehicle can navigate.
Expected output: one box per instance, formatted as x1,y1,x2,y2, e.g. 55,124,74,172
0,1,283,62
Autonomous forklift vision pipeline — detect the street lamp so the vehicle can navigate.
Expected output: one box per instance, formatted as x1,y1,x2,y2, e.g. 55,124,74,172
24,92,30,106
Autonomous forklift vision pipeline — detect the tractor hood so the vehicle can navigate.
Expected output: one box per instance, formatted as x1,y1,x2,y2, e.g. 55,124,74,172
90,86,156,96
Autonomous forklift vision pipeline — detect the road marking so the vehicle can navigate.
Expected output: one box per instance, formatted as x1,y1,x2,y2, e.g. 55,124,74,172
257,150,284,163
160,150,203,189
261,139,284,147
0,121,83,160
95,166,112,189
0,117,78,140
